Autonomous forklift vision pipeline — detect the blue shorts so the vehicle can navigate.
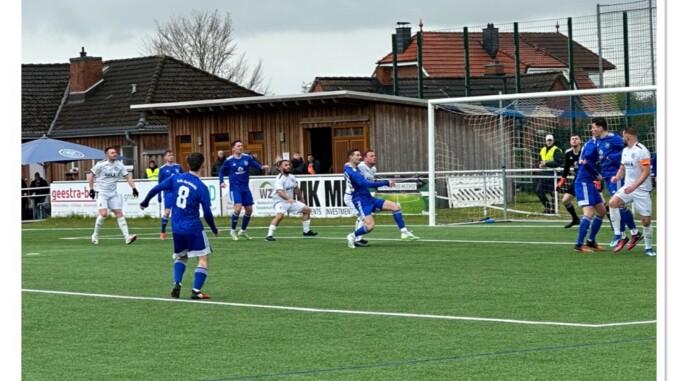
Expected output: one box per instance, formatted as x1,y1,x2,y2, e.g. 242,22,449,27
575,180,603,208
163,192,174,209
230,189,254,207
355,197,385,218
604,177,622,197
173,230,212,259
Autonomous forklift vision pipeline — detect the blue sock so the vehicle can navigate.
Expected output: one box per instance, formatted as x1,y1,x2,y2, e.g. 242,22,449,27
576,215,591,246
161,216,169,233
588,215,604,242
173,260,187,284
354,226,369,237
193,267,208,291
622,208,637,231
231,213,239,230
241,214,251,231
392,210,406,229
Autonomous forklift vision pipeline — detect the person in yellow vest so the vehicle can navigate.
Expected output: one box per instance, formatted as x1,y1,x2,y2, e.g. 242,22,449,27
145,160,159,180
536,134,564,214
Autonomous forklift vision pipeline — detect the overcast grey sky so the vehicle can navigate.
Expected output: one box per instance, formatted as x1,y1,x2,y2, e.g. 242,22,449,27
20,0,648,95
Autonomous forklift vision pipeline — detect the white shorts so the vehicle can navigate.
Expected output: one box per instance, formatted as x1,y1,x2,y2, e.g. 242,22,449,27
96,191,123,211
344,193,356,212
614,185,652,217
274,200,306,215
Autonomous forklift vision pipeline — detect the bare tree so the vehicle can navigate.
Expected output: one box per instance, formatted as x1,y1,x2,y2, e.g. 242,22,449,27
140,9,270,94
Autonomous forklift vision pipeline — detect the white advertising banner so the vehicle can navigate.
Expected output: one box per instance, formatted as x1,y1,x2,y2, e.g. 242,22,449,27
50,178,222,218
48,175,423,219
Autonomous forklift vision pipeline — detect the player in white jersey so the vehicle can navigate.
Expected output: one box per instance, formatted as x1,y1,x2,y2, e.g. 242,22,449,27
609,127,655,256
88,147,139,245
265,159,318,241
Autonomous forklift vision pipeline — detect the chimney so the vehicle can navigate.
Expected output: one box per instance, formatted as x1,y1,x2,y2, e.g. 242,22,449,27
482,23,499,59
484,61,505,76
69,47,103,93
393,21,411,54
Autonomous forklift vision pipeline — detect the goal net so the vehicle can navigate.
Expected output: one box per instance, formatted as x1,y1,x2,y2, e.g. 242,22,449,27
426,86,657,226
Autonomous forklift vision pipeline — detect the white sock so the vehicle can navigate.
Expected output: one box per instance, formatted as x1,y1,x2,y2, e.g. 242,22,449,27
302,220,310,233
93,215,106,235
117,216,129,237
267,224,276,237
609,207,621,235
643,225,653,250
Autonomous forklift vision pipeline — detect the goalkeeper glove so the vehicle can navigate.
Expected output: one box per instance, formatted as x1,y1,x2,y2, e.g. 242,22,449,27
132,188,139,198
557,177,566,190
89,189,96,199
593,180,602,191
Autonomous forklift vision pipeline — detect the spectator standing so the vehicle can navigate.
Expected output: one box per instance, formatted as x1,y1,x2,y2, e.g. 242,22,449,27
245,151,264,176
21,178,29,220
536,134,564,214
211,150,226,177
269,155,283,175
30,172,49,219
307,154,319,175
290,151,307,175
144,160,159,179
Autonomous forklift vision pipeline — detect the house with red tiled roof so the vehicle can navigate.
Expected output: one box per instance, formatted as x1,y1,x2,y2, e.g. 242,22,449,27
310,22,620,118
372,23,615,91
22,49,260,182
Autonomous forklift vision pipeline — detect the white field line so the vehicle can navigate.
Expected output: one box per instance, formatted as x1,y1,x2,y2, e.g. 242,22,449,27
22,289,655,329
53,235,624,247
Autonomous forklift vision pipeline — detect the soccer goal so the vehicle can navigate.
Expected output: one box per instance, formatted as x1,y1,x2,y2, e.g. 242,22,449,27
426,85,657,226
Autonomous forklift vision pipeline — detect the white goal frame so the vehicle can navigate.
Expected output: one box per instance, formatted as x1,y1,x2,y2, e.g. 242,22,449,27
426,85,657,226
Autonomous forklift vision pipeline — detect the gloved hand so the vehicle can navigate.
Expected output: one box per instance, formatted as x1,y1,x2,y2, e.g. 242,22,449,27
89,189,96,199
557,177,566,190
132,188,139,198
593,180,602,191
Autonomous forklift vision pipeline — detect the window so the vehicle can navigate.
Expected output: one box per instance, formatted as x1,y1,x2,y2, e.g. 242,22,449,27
120,146,135,166
213,133,230,142
249,131,264,142
334,127,363,137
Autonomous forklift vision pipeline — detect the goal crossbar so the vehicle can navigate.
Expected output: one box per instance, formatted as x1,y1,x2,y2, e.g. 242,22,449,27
426,85,657,226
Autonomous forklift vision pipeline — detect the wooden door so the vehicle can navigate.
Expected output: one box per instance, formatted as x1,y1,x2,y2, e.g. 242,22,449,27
332,124,367,173
244,143,264,165
175,135,193,172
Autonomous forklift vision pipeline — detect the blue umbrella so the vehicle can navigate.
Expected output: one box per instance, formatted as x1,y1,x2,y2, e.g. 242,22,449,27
21,135,106,165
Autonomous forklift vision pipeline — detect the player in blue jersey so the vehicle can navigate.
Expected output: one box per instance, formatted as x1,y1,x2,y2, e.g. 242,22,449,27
218,140,269,241
591,117,640,247
140,152,219,300
344,149,419,248
157,149,184,240
572,134,607,253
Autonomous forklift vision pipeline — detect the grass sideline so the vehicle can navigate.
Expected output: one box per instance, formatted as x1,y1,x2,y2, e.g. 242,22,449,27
22,218,656,380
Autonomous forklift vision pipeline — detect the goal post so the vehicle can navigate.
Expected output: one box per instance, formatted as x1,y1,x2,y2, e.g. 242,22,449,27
426,85,657,226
